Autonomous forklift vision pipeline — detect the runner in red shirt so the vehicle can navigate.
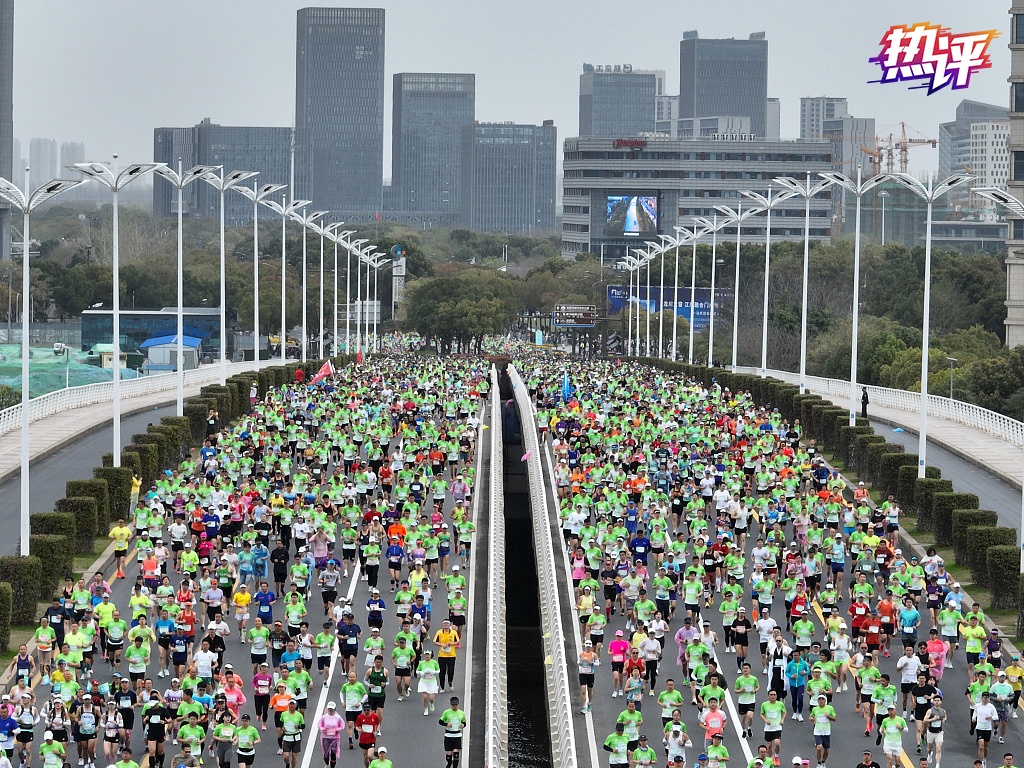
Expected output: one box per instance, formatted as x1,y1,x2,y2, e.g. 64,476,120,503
354,703,380,762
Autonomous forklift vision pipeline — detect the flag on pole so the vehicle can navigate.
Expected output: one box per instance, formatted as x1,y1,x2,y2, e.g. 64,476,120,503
356,349,364,364
375,211,382,222
310,359,335,384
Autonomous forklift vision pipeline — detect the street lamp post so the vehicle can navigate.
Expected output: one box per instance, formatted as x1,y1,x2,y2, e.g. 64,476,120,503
324,224,352,356
233,181,287,366
674,224,708,365
367,255,391,353
0,170,83,556
819,169,891,426
620,254,642,355
202,169,260,384
259,196,312,363
773,174,836,393
694,215,732,368
72,158,161,468
890,172,974,478
155,163,220,416
714,201,764,372
343,238,368,354
287,208,328,362
879,190,890,246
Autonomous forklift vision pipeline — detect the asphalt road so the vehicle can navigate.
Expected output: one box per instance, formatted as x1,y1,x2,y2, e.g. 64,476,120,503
870,420,1021,530
11,402,483,768
0,405,175,555
530,383,1024,768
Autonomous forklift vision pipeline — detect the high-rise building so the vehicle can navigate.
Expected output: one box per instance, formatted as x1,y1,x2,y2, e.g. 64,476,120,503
968,120,1011,199
29,138,58,183
461,121,557,234
295,7,385,219
391,73,475,218
153,127,198,217
0,0,10,261
11,137,22,190
152,118,290,223
578,64,656,138
822,116,876,173
766,98,781,141
938,99,1008,177
1004,3,1024,345
678,31,768,138
800,97,849,139
60,142,85,171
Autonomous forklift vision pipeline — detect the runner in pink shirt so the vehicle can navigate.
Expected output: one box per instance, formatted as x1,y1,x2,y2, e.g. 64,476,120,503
318,701,345,768
608,629,631,698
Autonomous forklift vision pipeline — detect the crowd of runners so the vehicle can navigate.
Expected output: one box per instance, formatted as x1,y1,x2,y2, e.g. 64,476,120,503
525,360,1022,768
3,356,488,768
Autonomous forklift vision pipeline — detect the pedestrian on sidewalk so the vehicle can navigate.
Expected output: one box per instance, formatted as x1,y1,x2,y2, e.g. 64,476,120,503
862,387,870,419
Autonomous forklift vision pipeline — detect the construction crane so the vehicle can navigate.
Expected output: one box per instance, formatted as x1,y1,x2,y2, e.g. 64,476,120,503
861,123,937,174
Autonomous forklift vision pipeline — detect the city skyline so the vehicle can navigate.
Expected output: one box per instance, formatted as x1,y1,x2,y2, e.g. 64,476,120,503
9,2,1009,182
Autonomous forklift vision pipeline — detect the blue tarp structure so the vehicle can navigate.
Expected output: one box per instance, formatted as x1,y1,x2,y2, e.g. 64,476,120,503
139,334,202,350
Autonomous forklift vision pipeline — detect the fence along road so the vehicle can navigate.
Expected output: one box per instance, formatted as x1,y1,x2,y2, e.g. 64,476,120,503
486,366,510,767
509,363,581,768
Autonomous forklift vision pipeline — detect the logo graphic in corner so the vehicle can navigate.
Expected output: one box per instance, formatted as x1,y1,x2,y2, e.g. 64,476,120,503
869,22,998,94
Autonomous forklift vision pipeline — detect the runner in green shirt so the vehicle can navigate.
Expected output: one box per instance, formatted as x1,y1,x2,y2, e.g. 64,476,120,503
630,735,658,766
38,733,66,768
810,694,837,767
438,696,467,768
280,700,305,768
113,746,139,768
232,714,260,766
602,723,629,766
734,663,760,738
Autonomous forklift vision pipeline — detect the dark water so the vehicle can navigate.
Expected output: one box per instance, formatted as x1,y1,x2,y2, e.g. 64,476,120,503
505,502,552,767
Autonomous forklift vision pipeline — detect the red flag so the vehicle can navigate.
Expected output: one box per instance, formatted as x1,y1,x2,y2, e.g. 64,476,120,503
356,349,364,364
310,359,335,384
375,211,382,221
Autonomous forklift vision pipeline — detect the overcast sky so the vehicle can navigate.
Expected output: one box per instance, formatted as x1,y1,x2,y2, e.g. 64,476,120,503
13,1,1009,179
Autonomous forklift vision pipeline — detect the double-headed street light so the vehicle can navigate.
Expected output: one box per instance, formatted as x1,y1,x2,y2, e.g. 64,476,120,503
367,255,392,353
154,163,219,416
324,224,354,356
714,201,764,372
819,169,891,426
72,158,162,467
889,172,974,478
259,196,312,362
233,182,288,366
741,188,798,378
634,246,657,356
673,223,709,364
693,214,731,368
287,207,328,362
773,174,836,394
619,253,645,355
0,171,83,556
343,238,368,354
202,169,260,384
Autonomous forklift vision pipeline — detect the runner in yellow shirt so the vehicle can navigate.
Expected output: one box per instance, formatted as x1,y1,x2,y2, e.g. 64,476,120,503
232,584,253,639
109,519,133,579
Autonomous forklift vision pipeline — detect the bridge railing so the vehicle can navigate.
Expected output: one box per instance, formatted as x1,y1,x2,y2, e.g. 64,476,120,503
509,364,579,768
727,366,1024,447
485,366,509,768
0,360,276,438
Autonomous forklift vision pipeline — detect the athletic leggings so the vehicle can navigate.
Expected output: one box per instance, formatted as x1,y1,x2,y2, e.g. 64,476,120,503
254,694,270,723
790,683,805,714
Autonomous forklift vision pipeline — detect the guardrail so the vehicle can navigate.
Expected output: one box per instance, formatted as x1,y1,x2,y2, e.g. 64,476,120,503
508,364,579,768
0,360,277,438
485,366,509,768
723,366,1024,447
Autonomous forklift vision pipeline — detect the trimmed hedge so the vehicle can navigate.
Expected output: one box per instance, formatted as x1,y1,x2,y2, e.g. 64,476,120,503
856,436,888,479
55,497,98,554
30,534,72,598
93,466,134,522
200,385,233,423
951,510,1000,566
866,442,904,486
0,582,12,652
150,423,190,463
839,425,874,470
132,432,168,474
66,479,109,536
932,492,980,546
183,400,213,442
877,453,918,499
125,443,158,488
913,478,954,531
988,546,1021,610
799,396,824,436
966,526,1018,586
821,408,849,452
30,512,76,543
896,464,941,510
0,556,42,623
